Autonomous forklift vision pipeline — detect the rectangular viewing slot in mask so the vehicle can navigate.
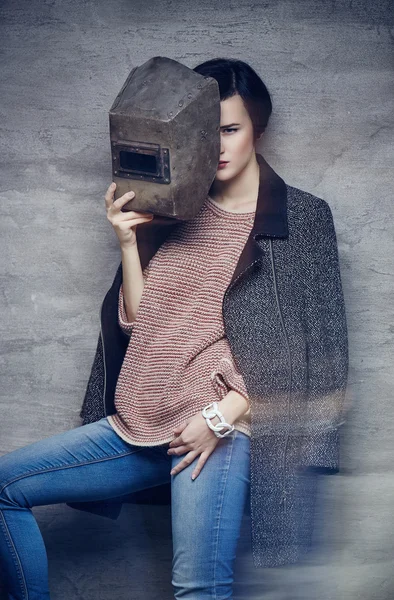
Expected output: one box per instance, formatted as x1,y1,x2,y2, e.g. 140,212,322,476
112,141,171,184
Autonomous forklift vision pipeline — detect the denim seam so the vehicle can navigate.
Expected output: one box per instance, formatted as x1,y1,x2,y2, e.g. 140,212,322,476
212,433,235,600
0,509,29,600
0,446,144,599
0,447,143,497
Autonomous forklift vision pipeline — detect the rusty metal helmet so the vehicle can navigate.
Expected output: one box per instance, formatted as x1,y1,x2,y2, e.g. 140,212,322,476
109,56,221,220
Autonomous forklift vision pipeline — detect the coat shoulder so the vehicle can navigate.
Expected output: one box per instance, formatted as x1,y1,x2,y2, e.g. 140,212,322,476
285,184,335,234
286,184,332,214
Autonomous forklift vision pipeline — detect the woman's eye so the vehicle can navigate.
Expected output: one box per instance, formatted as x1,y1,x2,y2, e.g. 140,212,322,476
223,128,238,133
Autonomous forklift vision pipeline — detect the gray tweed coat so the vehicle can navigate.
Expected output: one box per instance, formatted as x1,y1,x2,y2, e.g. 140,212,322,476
68,153,349,568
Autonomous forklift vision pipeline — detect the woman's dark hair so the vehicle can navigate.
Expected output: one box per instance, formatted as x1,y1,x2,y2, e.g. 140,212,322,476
193,58,272,139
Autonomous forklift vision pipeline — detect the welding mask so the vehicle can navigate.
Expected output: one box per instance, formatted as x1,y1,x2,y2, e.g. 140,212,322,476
109,56,221,221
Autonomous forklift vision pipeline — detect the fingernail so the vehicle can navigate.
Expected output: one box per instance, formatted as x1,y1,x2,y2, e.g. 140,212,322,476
170,470,175,475
191,474,196,480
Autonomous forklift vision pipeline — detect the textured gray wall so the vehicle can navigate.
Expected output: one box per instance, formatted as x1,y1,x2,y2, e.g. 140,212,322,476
1,1,393,598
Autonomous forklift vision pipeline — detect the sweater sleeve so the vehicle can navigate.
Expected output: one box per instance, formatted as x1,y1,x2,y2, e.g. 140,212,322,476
211,355,251,417
118,283,134,336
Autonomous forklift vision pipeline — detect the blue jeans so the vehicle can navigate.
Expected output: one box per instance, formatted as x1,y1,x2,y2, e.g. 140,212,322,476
0,416,250,600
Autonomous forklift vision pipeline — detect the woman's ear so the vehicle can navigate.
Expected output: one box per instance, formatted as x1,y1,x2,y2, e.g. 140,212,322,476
254,133,263,146
254,128,264,143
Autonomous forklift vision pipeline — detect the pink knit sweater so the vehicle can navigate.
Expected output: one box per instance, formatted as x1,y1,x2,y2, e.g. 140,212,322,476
107,196,254,446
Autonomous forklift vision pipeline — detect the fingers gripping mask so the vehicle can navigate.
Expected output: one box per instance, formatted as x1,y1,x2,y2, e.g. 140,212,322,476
109,56,221,221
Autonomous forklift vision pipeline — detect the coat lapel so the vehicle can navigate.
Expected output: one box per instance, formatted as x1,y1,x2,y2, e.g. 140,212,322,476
229,153,289,284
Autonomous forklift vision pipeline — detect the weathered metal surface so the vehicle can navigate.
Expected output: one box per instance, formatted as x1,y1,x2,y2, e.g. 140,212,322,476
109,56,221,220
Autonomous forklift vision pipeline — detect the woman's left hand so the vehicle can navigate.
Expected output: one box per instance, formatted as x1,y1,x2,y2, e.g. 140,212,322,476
167,411,220,480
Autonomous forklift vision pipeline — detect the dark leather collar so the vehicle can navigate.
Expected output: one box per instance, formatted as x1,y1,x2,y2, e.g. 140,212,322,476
252,153,288,239
227,154,288,285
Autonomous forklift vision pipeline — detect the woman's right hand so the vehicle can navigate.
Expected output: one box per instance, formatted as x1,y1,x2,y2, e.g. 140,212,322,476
105,182,154,249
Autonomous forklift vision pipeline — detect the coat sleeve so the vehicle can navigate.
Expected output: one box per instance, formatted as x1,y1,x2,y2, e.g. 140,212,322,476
301,199,349,473
79,262,127,424
79,332,106,424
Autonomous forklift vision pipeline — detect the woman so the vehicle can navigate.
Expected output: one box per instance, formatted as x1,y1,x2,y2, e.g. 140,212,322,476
0,58,349,599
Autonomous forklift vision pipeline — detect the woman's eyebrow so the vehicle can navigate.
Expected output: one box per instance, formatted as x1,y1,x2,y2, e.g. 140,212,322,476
220,123,240,129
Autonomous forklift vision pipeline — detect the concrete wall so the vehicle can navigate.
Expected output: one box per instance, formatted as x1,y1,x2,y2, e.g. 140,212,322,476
1,0,393,598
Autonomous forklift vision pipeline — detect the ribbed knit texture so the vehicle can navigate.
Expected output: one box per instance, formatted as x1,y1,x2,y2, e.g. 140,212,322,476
107,196,254,446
